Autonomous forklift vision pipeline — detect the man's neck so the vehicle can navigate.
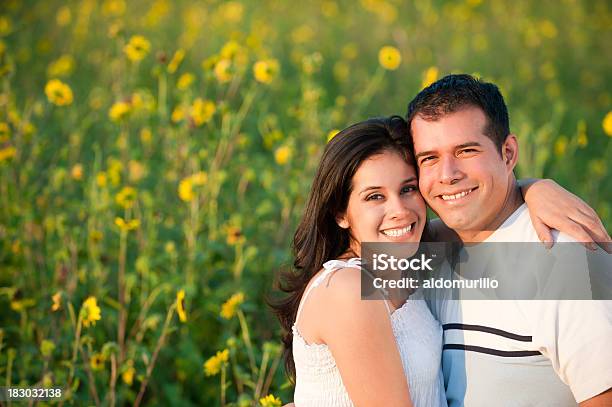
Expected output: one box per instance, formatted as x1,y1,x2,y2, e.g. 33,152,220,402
456,178,524,243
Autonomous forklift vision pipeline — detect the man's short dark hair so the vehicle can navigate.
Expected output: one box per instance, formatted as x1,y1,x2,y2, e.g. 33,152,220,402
406,74,510,151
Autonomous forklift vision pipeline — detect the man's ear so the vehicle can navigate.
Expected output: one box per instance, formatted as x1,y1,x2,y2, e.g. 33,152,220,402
502,134,519,171
336,213,349,229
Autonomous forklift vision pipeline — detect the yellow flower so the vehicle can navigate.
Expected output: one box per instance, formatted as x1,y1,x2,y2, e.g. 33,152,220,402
96,172,107,187
253,59,280,84
422,66,439,88
178,172,207,202
102,0,126,17
122,360,135,385
47,54,75,77
124,35,151,62
51,292,61,311
191,171,208,185
128,160,145,183
56,6,72,26
0,122,9,141
190,98,216,126
603,111,612,137
89,230,103,243
259,394,282,407
226,226,245,245
167,49,185,73
203,349,229,376
220,292,245,319
108,158,123,186
0,146,16,162
539,20,557,39
171,105,186,123
90,353,105,371
108,101,131,122
218,1,243,23
0,17,12,36
201,54,220,71
554,136,568,157
178,178,194,202
214,59,233,83
378,46,401,70
71,163,83,181
40,339,56,358
45,79,73,106
140,127,152,144
81,296,102,327
291,25,315,44
114,217,140,232
176,289,187,322
274,145,292,165
327,129,340,142
115,186,137,209
177,73,195,90
10,297,36,312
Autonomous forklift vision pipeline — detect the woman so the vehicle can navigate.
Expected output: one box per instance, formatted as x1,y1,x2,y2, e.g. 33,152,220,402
272,116,608,406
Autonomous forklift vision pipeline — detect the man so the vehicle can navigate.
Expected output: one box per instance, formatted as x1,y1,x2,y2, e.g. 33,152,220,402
406,74,612,406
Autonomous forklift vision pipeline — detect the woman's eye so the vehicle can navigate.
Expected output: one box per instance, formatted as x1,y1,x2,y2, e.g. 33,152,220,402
366,193,384,201
401,185,417,194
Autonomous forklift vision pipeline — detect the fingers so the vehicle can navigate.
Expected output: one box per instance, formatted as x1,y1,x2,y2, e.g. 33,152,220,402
568,207,612,253
531,216,554,249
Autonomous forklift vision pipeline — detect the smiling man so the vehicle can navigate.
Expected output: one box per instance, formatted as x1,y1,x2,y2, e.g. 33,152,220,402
406,74,612,406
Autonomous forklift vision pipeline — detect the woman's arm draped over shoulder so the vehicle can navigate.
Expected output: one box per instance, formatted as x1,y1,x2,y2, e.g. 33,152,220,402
520,179,610,251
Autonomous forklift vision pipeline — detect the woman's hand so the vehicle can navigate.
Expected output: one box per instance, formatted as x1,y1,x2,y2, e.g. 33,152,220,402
520,179,611,252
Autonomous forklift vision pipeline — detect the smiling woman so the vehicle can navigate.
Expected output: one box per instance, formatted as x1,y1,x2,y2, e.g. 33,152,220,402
271,116,447,407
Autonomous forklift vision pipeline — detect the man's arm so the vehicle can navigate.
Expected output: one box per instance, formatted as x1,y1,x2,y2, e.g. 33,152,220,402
580,388,612,406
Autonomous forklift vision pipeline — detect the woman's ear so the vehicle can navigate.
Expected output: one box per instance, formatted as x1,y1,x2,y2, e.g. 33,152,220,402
336,213,349,229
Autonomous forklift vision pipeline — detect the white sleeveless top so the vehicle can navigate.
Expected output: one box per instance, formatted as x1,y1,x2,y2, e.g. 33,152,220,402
292,258,447,407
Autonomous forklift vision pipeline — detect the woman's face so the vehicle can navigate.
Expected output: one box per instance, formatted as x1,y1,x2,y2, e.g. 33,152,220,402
337,149,426,255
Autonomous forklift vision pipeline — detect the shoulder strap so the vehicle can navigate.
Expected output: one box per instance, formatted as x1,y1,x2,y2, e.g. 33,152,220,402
294,267,337,324
294,258,391,324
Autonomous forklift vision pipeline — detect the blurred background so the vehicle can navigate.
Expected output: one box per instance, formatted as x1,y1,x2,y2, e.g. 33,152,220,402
0,0,610,405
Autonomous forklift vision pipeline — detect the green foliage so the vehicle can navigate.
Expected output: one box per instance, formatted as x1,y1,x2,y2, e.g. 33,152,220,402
0,0,610,405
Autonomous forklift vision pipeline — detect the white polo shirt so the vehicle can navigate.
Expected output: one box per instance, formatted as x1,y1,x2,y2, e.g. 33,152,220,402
429,204,612,406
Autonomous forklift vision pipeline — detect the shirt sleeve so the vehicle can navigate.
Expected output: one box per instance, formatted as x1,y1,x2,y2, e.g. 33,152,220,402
527,299,612,402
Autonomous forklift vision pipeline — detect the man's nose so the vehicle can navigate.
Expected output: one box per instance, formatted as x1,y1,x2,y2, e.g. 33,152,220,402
438,155,463,185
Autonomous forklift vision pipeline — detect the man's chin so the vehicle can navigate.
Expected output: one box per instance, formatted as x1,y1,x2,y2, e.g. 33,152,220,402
436,213,473,232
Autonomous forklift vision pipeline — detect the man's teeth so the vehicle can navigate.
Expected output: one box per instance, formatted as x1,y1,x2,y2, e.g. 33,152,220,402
382,225,412,237
441,188,474,201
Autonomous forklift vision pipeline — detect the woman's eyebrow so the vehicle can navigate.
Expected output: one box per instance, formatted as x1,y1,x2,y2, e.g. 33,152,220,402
359,177,417,194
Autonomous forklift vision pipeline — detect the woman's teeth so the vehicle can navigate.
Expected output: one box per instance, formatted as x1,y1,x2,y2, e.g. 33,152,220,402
441,188,474,201
382,224,412,237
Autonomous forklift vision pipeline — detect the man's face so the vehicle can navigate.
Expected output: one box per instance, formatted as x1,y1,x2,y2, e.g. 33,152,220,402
410,106,516,236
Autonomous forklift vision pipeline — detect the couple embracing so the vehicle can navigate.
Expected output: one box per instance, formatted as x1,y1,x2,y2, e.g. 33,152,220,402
273,74,612,406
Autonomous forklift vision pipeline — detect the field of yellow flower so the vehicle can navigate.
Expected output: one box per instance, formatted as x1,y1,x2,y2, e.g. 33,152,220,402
0,0,610,405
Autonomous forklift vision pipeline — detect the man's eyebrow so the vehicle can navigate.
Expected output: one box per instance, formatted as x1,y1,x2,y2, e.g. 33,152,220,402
414,142,482,159
456,142,482,149
358,177,417,194
415,150,436,160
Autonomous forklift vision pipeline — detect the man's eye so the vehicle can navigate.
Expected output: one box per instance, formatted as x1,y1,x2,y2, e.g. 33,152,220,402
366,193,384,201
419,156,435,164
459,148,477,155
